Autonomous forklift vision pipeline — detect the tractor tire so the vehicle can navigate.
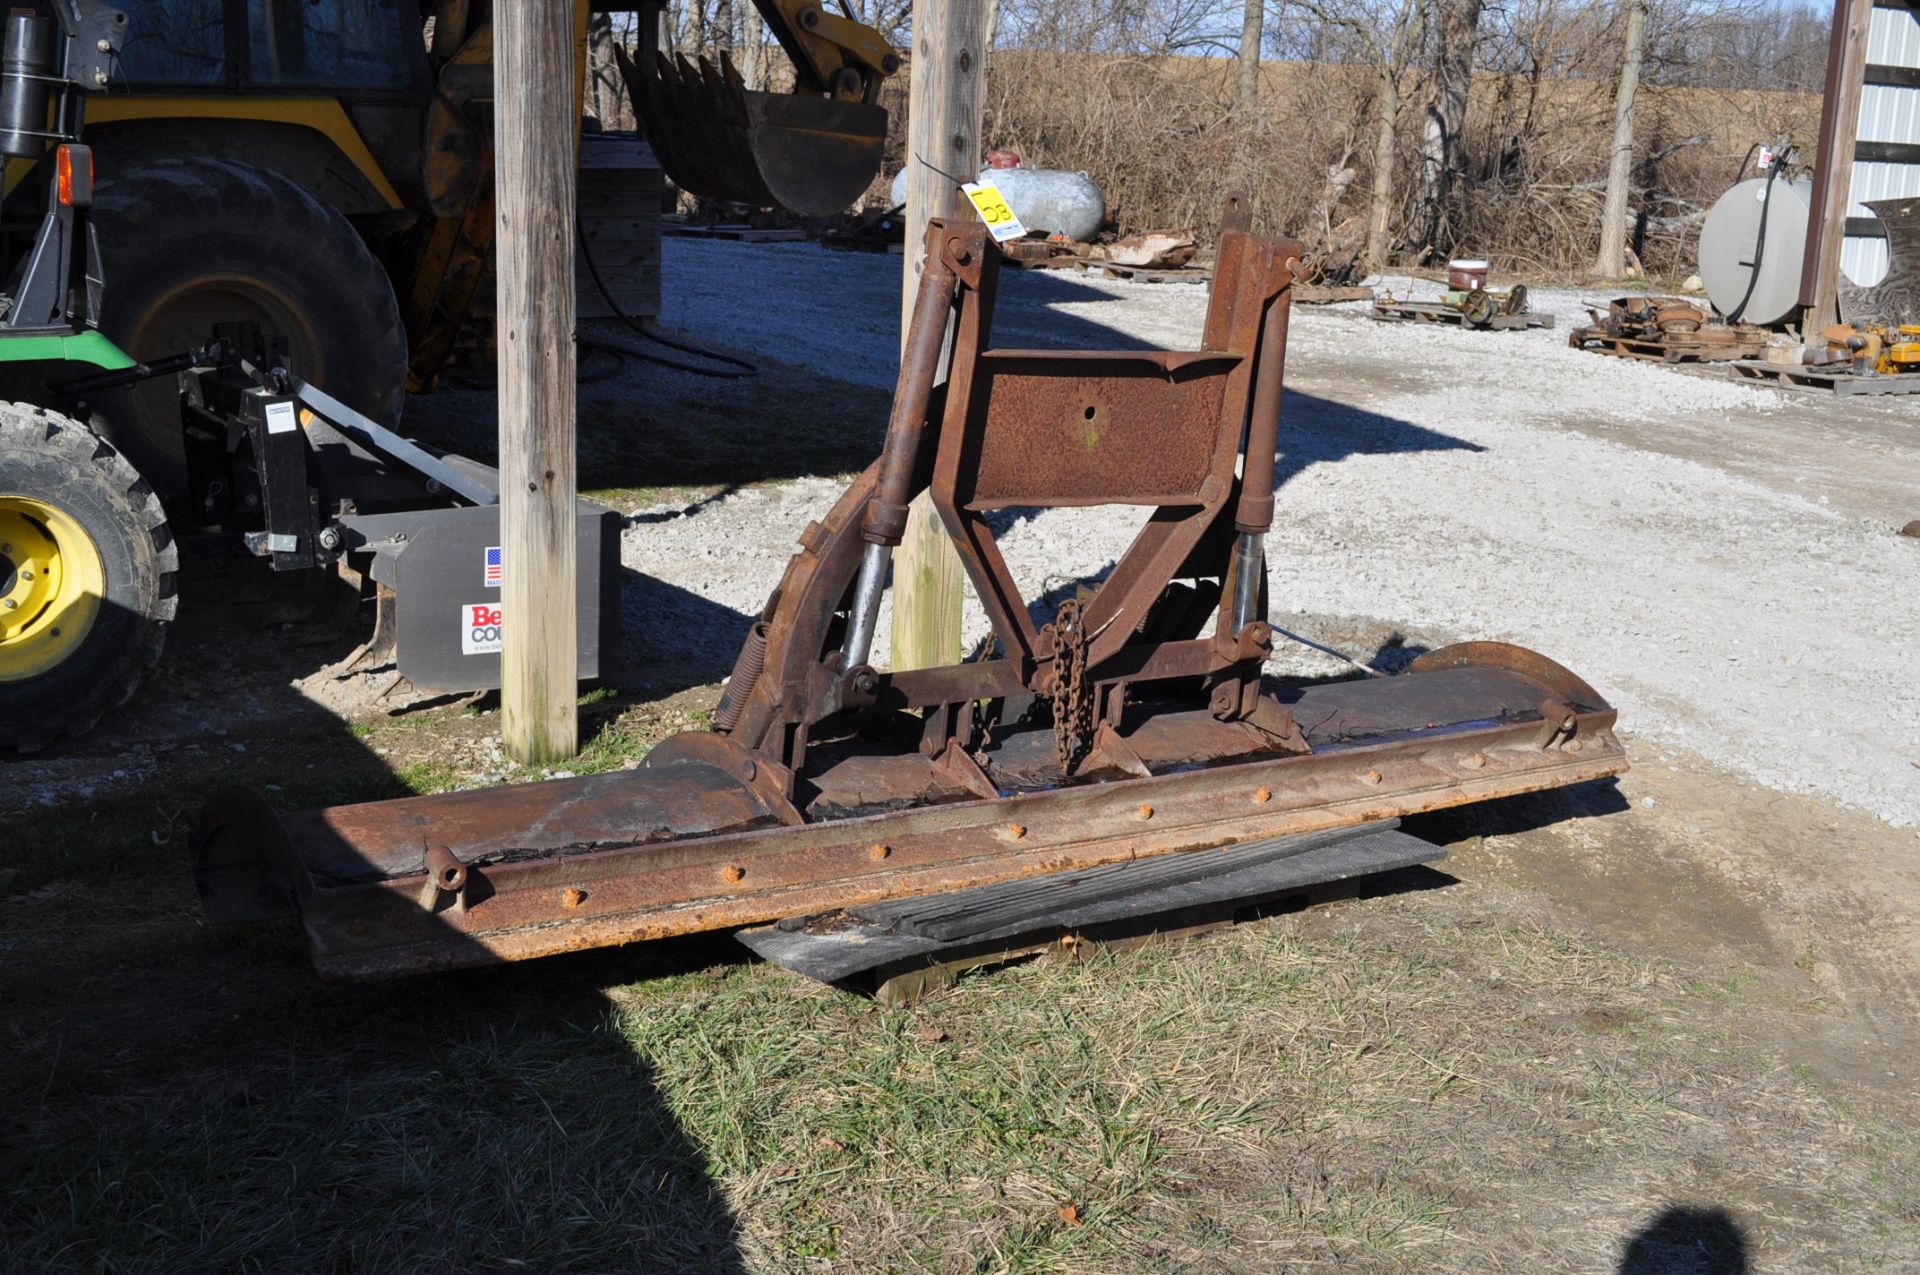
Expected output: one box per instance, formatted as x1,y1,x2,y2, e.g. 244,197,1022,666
0,403,177,751
88,158,408,498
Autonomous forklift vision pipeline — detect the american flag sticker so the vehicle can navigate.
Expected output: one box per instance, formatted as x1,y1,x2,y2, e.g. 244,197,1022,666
484,546,503,588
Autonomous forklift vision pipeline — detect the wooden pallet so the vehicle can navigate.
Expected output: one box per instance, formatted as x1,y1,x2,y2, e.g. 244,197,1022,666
1097,262,1212,284
1294,284,1375,305
1569,327,1764,363
1372,300,1554,330
996,255,1214,283
1730,359,1920,395
738,822,1445,1005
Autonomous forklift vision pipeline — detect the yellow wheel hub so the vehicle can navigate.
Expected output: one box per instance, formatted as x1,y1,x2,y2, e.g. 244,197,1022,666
0,496,103,683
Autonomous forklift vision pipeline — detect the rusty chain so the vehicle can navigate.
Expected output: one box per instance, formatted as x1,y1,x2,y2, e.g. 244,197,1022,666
1043,597,1092,773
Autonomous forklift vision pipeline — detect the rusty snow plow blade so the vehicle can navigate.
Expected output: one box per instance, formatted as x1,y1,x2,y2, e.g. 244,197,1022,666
192,215,1627,980
615,1,897,217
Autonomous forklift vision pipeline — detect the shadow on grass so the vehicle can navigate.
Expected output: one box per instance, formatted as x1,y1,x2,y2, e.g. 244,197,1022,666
2,578,749,1272
1619,1205,1750,1274
1407,777,1633,847
1,917,750,1272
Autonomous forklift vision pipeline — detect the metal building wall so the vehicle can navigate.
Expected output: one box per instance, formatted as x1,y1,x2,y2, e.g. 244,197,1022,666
1843,3,1920,284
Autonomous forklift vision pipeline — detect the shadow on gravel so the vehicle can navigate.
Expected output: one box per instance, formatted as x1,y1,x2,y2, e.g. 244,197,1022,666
1619,1205,1750,1274
620,565,757,690
1274,388,1484,491
404,349,896,493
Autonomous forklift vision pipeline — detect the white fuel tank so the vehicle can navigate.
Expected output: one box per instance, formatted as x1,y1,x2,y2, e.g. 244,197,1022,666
890,165,1106,242
1697,177,1812,326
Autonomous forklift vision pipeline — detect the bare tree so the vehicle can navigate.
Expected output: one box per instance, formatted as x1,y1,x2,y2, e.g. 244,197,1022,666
1295,0,1426,270
1236,0,1265,110
1412,0,1484,259
1591,0,1648,277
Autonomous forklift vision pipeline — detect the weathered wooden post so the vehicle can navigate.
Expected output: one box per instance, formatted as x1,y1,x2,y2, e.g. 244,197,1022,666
1801,0,1873,328
892,0,985,672
497,0,579,762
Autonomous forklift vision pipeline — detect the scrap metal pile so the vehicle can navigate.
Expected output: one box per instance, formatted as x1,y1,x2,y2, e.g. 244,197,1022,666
1729,317,1920,395
192,215,1628,980
1291,247,1372,305
1811,319,1920,373
1569,296,1769,364
1373,259,1552,330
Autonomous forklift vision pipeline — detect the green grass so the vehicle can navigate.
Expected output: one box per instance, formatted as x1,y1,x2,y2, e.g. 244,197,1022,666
7,728,1920,1275
6,865,1919,1273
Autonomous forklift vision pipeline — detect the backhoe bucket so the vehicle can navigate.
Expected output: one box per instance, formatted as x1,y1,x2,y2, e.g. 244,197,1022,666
618,46,886,217
191,215,1628,980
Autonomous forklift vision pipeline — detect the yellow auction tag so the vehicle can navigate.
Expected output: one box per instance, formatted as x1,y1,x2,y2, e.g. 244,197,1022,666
962,180,1027,243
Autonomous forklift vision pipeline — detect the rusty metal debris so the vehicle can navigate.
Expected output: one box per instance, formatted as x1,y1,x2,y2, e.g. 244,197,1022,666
1288,248,1373,305
1373,263,1551,331
192,213,1628,980
1841,198,1920,329
1727,316,1920,393
998,231,1201,279
1815,321,1920,374
1569,297,1769,363
1105,231,1198,271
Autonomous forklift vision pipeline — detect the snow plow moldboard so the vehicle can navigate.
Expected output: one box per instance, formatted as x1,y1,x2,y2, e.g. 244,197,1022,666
189,214,1627,979
195,645,1625,979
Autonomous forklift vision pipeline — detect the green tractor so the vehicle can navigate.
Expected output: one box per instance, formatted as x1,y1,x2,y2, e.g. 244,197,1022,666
0,0,625,752
0,1,177,750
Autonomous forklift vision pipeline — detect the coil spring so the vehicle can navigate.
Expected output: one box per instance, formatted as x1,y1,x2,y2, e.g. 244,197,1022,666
711,621,769,733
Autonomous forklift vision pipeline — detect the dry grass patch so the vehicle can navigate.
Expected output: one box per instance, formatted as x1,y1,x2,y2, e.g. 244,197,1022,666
6,802,1916,1272
604,893,1919,1271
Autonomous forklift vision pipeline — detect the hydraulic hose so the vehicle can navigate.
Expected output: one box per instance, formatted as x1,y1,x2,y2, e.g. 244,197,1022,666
1725,143,1786,325
574,215,759,379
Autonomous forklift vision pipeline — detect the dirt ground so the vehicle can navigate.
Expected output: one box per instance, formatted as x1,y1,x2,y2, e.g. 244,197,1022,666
4,243,1919,1272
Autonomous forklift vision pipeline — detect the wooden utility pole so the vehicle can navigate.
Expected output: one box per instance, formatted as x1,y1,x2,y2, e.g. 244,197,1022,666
1801,0,1873,327
892,0,986,673
497,0,579,763
1591,0,1648,278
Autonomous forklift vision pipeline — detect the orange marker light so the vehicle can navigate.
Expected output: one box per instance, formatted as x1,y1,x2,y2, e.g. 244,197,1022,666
56,144,93,207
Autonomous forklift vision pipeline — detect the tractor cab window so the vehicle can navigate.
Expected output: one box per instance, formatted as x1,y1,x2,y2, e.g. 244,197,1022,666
114,0,227,86
112,0,415,90
247,0,413,89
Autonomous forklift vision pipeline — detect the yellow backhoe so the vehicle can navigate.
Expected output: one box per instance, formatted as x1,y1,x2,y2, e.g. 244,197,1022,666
2,0,896,507
0,0,896,750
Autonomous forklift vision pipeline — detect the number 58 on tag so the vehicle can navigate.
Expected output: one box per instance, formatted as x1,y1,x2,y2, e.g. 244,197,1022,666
963,181,1027,243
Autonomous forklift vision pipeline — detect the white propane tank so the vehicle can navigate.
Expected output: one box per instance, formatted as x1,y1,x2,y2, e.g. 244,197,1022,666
888,164,1105,242
1697,177,1812,326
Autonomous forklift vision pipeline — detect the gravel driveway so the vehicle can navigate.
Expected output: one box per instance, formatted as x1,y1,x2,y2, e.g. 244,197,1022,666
641,239,1920,829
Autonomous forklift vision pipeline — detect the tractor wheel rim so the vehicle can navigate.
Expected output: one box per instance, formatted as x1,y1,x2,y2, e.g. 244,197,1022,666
124,274,324,468
0,496,104,682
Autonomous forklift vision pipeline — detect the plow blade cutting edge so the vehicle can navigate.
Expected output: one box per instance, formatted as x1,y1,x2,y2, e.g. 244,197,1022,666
191,214,1627,979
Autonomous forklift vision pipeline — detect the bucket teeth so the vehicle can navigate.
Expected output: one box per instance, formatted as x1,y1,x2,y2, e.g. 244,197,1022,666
616,42,887,217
